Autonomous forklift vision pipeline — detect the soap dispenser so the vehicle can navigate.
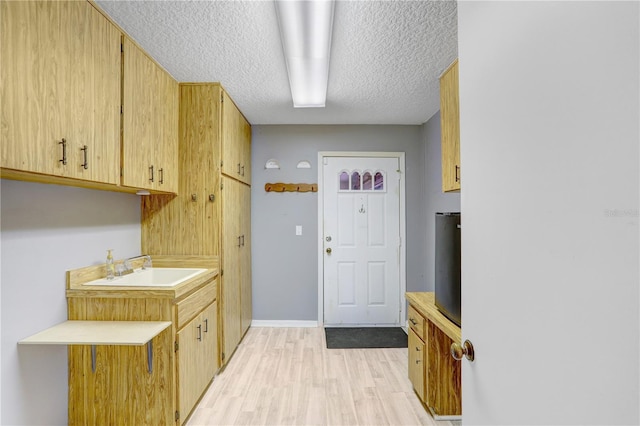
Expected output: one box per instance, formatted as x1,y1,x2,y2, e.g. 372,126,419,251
106,249,115,280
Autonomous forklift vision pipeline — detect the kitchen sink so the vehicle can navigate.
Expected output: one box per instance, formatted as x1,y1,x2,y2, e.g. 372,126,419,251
85,268,207,287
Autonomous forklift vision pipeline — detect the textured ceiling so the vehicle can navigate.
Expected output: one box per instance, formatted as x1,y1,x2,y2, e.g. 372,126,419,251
95,0,458,125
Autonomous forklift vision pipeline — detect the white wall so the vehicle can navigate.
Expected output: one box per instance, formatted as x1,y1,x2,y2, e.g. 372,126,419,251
459,1,639,424
1,179,141,425
251,125,425,322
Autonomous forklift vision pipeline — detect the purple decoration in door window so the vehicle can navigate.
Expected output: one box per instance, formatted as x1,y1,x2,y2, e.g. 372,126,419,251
374,172,384,190
339,171,349,190
363,172,372,190
351,171,361,190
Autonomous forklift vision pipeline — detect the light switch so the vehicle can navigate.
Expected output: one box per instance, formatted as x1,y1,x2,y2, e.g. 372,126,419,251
296,225,302,236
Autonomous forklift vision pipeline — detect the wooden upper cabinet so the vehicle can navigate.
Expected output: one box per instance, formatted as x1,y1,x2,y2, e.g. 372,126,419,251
440,59,460,192
122,37,178,193
1,1,120,184
221,91,251,184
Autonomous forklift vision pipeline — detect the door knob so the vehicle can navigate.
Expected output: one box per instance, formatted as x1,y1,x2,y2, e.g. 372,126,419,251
451,340,475,362
326,248,332,254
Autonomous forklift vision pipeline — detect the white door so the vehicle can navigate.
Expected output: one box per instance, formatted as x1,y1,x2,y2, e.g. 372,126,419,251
322,156,401,326
459,1,639,425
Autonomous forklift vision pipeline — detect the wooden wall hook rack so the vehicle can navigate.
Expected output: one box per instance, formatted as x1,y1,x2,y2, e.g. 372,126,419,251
264,183,317,193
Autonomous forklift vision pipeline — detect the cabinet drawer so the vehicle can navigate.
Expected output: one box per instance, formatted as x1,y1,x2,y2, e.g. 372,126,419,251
408,304,425,340
176,279,217,329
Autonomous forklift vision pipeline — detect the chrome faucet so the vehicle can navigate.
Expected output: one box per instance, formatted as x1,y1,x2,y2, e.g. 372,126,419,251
120,254,153,276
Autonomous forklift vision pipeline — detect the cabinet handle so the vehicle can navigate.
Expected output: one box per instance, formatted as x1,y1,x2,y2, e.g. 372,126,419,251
237,163,241,174
416,359,422,364
59,138,67,165
241,235,245,246
208,194,215,202
241,165,245,176
197,324,202,341
409,318,417,325
415,346,421,352
80,145,88,169
237,236,242,247
455,165,460,183
159,168,164,184
204,318,208,333
149,165,154,182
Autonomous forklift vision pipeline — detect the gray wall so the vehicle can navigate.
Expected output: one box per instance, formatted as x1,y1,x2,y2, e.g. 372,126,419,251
421,111,461,292
1,179,141,425
251,125,426,321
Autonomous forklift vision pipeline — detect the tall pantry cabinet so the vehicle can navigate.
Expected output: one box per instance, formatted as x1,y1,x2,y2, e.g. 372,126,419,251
142,83,252,365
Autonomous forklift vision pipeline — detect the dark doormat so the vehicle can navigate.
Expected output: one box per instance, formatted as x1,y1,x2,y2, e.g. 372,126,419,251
324,327,407,349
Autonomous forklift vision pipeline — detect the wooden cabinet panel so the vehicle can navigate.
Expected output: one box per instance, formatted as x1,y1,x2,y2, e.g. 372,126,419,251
66,0,120,184
122,37,178,192
142,84,251,367
240,184,252,335
427,321,462,416
221,91,251,184
408,304,426,340
177,300,218,421
177,312,203,420
408,327,426,402
176,279,217,329
407,295,462,418
1,1,120,184
221,176,242,362
202,302,219,381
142,84,221,256
67,296,174,425
1,1,64,176
122,37,153,189
440,59,460,192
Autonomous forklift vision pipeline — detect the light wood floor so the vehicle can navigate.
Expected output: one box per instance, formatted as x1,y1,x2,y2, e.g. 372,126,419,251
187,327,457,426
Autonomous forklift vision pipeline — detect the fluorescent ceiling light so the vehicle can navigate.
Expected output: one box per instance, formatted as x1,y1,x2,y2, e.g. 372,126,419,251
274,0,335,108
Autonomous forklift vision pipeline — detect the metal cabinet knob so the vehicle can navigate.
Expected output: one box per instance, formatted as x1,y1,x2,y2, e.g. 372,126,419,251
451,340,475,362
326,247,332,254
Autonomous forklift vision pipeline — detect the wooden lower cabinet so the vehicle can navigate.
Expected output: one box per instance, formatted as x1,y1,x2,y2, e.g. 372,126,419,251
406,292,462,418
408,327,426,401
67,273,218,425
427,321,462,416
177,301,218,420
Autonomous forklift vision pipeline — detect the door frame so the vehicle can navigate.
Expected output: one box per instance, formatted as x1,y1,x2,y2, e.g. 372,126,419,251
317,151,407,326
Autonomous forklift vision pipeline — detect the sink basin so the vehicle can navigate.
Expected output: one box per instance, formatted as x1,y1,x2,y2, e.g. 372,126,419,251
86,268,207,287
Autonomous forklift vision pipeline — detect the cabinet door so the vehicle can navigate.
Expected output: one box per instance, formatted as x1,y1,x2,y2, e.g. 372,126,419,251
202,302,219,381
153,65,179,192
239,112,252,184
220,91,241,180
440,59,460,192
177,310,206,420
220,91,251,184
123,37,155,190
123,38,178,192
1,1,67,176
66,0,121,184
240,183,252,335
221,176,242,363
1,1,120,183
427,321,462,416
408,327,426,402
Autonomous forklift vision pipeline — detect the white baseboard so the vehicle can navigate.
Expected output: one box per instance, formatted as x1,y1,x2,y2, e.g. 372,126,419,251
251,320,319,328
